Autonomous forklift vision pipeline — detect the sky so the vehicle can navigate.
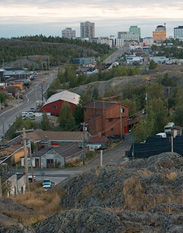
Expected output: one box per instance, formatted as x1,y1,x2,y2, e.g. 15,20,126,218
1,0,183,39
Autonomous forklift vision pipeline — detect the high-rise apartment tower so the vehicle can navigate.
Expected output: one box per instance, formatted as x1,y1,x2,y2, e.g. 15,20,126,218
62,28,76,39
80,21,95,39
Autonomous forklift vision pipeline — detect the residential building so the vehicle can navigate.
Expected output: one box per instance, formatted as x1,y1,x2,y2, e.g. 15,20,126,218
0,144,26,166
21,144,82,168
84,101,129,138
26,129,88,148
174,26,183,40
153,25,166,42
80,21,95,39
4,172,26,196
62,28,76,39
129,26,141,39
40,90,80,116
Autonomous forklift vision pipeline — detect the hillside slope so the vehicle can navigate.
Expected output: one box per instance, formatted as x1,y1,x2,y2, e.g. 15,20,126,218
2,152,183,232
35,152,183,232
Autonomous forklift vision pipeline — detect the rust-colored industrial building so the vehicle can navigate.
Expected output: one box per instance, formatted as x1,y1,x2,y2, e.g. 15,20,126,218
84,101,129,137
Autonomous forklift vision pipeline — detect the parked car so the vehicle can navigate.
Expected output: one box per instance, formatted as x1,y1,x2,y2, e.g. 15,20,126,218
107,135,120,140
42,179,52,191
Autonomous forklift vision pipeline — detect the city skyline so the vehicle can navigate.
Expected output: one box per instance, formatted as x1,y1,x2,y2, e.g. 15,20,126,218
1,0,183,38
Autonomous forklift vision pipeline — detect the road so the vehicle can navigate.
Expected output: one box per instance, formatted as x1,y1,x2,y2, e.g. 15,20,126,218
34,135,132,185
104,47,130,64
0,68,58,136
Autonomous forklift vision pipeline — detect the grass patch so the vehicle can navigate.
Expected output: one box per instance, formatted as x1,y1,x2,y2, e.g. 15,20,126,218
166,172,177,180
10,186,62,226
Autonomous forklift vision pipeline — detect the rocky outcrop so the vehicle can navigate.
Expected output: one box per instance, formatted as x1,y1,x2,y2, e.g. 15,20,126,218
35,207,124,233
58,153,183,211
0,224,35,233
3,152,183,232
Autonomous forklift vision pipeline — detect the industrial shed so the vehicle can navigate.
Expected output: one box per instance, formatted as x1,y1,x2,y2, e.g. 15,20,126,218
40,90,80,116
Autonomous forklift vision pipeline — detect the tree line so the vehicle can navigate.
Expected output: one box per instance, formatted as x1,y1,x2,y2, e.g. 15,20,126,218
0,36,111,67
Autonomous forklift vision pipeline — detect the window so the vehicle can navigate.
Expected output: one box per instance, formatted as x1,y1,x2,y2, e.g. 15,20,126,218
52,106,57,109
109,118,113,122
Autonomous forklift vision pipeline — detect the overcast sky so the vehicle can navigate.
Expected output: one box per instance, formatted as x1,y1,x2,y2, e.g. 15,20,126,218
1,0,183,38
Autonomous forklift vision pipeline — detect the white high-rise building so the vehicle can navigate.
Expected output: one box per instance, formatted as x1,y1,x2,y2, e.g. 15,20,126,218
174,26,183,40
80,21,95,39
62,28,76,39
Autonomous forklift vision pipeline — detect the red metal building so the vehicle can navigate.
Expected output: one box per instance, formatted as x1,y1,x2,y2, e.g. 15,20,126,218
40,90,80,116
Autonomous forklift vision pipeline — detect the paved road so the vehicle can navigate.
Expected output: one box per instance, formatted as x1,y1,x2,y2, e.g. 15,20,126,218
104,47,130,64
32,135,132,185
0,69,58,136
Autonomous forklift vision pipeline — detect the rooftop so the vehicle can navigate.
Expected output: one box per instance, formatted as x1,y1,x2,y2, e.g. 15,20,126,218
84,101,118,110
44,90,80,106
26,129,83,142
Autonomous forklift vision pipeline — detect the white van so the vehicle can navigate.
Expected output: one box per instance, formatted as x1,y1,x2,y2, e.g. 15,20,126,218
156,133,167,138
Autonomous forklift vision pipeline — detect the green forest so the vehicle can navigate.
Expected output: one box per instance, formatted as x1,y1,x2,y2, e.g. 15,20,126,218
0,35,111,66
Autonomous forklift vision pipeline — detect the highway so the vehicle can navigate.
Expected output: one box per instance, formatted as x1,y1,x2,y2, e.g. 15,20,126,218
0,68,58,137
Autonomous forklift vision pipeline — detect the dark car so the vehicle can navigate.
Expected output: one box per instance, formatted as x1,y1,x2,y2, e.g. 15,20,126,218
107,135,120,140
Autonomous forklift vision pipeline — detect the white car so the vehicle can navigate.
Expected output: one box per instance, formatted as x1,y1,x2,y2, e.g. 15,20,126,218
42,179,52,190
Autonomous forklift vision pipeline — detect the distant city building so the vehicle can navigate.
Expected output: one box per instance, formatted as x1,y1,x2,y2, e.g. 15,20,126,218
62,28,76,39
109,35,116,47
118,32,139,42
80,21,95,39
129,26,141,39
153,25,166,42
174,26,183,40
95,37,113,48
143,37,154,46
115,38,124,48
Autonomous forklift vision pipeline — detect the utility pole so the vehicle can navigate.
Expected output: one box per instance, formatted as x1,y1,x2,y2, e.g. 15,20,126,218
23,128,29,192
16,128,34,192
29,140,34,183
82,122,86,165
81,122,88,166
120,106,123,140
100,150,103,167
171,135,174,154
